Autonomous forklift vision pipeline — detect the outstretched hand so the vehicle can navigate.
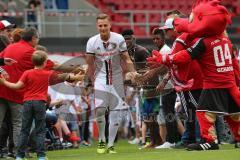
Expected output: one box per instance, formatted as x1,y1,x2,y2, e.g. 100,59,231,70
125,71,142,85
134,70,153,85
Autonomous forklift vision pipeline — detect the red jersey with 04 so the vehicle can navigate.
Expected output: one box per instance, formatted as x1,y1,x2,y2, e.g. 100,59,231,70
199,36,235,89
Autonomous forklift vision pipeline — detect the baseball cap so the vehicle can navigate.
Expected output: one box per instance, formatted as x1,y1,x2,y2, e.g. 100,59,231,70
0,20,16,30
159,18,174,30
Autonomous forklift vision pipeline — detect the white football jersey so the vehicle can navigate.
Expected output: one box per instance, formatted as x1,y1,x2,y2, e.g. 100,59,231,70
86,32,127,85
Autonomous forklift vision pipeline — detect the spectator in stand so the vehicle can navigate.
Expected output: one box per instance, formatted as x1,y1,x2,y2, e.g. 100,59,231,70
56,0,68,10
43,0,57,10
7,0,18,15
27,0,42,29
0,1,7,12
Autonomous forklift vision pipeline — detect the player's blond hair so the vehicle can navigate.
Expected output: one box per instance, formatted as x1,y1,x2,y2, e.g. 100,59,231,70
96,13,111,21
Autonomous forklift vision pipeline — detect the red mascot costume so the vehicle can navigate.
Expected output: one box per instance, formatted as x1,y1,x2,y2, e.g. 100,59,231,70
147,0,240,150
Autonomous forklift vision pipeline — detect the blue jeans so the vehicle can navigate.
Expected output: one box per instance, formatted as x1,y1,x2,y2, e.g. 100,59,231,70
17,100,46,158
181,120,201,143
0,98,23,150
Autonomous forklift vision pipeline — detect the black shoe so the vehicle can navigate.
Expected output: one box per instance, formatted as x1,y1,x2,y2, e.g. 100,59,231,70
187,142,219,151
235,142,240,148
107,146,117,154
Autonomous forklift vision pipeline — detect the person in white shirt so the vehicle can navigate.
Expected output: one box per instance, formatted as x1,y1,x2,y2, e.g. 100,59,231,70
85,13,136,154
137,28,177,149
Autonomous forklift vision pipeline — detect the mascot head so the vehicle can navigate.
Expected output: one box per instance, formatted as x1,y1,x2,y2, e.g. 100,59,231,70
173,0,231,38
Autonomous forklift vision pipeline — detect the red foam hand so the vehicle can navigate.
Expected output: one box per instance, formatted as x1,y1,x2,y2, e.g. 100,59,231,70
152,50,161,57
147,57,161,69
146,50,163,68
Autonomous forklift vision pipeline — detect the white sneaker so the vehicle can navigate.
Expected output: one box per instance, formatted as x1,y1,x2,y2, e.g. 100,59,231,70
155,142,175,149
62,142,73,147
128,138,140,144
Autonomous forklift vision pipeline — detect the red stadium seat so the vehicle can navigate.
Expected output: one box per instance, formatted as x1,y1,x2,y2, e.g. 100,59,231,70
149,14,161,23
134,13,146,23
88,0,238,37
134,26,147,36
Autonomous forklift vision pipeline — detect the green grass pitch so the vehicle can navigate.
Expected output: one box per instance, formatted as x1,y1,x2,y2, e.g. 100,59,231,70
37,141,240,160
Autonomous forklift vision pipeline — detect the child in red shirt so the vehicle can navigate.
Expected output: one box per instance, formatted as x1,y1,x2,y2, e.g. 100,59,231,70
0,50,84,160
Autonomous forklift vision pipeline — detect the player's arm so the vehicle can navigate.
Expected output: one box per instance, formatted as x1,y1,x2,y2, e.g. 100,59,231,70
120,51,136,73
85,54,95,82
0,79,24,90
85,38,96,82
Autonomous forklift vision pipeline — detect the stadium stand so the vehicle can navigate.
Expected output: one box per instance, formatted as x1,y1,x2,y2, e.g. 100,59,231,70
0,0,239,49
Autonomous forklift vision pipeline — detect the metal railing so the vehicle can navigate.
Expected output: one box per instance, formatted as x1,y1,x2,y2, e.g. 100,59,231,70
24,9,97,37
23,9,168,37
112,10,168,37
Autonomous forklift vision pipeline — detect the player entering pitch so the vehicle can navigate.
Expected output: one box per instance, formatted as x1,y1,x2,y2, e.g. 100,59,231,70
85,13,138,154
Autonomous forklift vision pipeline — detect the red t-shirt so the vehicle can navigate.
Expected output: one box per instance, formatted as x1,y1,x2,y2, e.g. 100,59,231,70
19,69,54,102
0,40,54,104
171,33,203,90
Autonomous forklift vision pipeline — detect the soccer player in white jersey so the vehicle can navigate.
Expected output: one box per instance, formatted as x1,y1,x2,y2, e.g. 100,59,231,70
85,13,136,154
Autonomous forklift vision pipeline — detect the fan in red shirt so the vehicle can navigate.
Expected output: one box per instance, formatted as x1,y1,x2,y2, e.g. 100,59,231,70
145,11,203,146
0,28,55,151
147,0,240,150
0,27,82,153
0,50,84,159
